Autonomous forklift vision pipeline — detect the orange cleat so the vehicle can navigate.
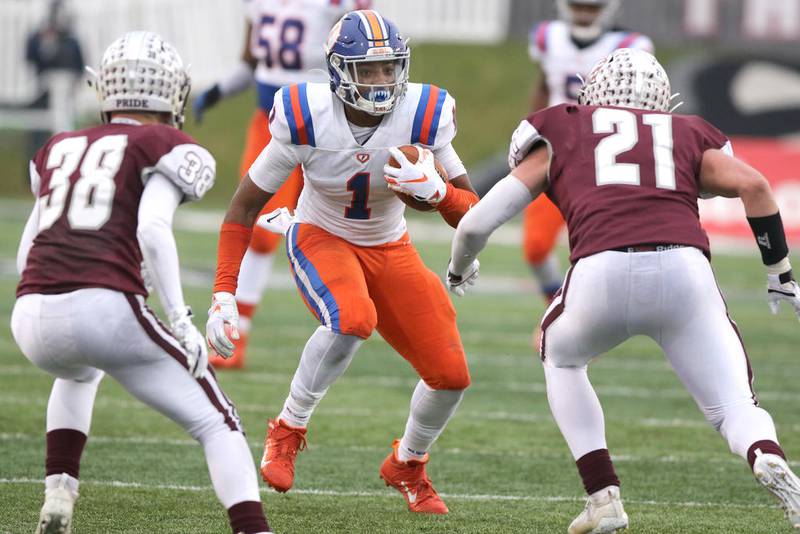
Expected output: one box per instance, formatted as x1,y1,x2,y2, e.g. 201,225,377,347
379,439,449,514
209,332,248,369
260,419,307,492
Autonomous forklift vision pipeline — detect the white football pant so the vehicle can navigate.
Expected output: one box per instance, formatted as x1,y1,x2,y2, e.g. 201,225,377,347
542,247,778,461
11,288,262,508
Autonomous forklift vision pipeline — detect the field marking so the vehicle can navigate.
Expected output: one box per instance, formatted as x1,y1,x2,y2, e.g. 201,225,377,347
2,362,800,405
0,477,778,511
4,431,798,469
1,390,799,433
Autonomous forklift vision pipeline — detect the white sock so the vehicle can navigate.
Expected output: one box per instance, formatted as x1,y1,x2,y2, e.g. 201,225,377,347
203,430,261,509
279,327,363,428
543,363,607,460
45,473,79,498
235,250,274,305
397,380,464,462
47,374,104,434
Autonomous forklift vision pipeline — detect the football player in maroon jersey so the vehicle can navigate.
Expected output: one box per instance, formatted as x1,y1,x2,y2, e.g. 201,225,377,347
11,32,272,534
448,49,800,533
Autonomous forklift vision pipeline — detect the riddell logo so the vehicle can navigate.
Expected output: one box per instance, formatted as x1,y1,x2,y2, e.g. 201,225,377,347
116,98,149,108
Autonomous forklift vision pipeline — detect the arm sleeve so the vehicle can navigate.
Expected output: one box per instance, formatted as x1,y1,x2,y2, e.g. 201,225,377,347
137,172,186,319
451,175,534,274
432,142,467,180
17,203,39,275
145,143,216,202
248,137,300,193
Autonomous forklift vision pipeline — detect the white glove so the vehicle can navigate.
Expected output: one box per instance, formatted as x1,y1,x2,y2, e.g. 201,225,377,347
206,291,240,358
384,147,447,205
767,273,800,320
256,207,295,236
446,258,480,297
508,119,542,169
169,307,208,378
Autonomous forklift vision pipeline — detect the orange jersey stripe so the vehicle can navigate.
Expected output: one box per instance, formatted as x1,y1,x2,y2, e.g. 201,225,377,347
419,85,441,145
364,10,387,46
289,85,309,145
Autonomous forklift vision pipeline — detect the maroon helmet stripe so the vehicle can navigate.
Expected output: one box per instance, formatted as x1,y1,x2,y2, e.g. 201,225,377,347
125,294,241,431
539,265,574,361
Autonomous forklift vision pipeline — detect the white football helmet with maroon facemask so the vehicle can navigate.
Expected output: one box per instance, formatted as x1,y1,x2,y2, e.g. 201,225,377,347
87,31,190,128
579,48,673,112
557,0,621,41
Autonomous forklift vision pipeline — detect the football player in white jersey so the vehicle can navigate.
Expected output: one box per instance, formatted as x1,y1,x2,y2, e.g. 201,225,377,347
524,0,654,349
206,9,481,514
193,0,370,368
12,32,272,534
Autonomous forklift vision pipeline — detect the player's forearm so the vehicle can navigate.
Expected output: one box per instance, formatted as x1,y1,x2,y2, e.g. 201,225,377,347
450,175,533,274
436,181,479,229
739,174,779,218
215,177,272,294
137,174,186,318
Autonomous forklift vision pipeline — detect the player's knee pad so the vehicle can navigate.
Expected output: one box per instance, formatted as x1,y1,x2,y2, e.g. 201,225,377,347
250,226,282,254
424,362,471,391
337,296,377,339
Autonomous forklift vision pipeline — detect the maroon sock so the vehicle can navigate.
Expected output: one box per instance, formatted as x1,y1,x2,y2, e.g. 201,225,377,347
228,501,269,534
576,449,620,494
747,440,786,470
46,429,87,479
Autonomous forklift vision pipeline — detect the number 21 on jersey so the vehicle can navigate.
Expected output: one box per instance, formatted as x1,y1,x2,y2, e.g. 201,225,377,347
592,108,675,190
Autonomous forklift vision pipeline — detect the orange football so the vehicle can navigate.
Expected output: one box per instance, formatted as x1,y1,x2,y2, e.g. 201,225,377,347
386,145,448,212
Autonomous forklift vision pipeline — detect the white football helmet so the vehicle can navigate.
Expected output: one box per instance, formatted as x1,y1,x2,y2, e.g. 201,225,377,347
578,48,673,112
87,31,190,128
557,0,620,41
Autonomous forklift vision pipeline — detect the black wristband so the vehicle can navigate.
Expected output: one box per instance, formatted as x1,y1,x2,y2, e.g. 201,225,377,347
747,213,789,266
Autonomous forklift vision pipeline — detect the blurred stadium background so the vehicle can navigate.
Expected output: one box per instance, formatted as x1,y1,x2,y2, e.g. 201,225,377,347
1,1,800,533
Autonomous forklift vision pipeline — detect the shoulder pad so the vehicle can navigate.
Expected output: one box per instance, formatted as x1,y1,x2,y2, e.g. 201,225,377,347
528,21,552,61
509,119,544,169
152,144,216,202
410,85,456,149
272,83,317,147
616,32,654,53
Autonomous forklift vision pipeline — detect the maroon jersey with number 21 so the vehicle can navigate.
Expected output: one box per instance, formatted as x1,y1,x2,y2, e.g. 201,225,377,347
522,104,730,263
18,121,215,297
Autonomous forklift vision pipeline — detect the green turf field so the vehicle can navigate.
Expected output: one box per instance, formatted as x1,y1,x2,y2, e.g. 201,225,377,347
1,202,799,533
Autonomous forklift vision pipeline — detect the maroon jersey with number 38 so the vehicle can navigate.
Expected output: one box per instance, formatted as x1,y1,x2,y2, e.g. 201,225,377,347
17,121,215,297
524,104,730,263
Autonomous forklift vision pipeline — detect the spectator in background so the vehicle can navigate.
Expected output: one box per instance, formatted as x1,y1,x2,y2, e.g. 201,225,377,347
25,0,84,152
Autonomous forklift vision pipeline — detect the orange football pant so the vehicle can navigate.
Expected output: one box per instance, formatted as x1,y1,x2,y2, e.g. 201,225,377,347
522,194,565,265
285,223,470,391
241,109,304,254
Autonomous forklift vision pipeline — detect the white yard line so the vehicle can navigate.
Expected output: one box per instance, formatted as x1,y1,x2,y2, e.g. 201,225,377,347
0,477,777,510
4,431,797,469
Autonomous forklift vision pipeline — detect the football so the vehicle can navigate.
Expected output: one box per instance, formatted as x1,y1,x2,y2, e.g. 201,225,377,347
386,145,448,212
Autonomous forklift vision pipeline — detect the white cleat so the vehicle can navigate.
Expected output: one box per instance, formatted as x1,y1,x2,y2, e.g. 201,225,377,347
568,485,629,534
753,452,800,530
34,475,77,534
